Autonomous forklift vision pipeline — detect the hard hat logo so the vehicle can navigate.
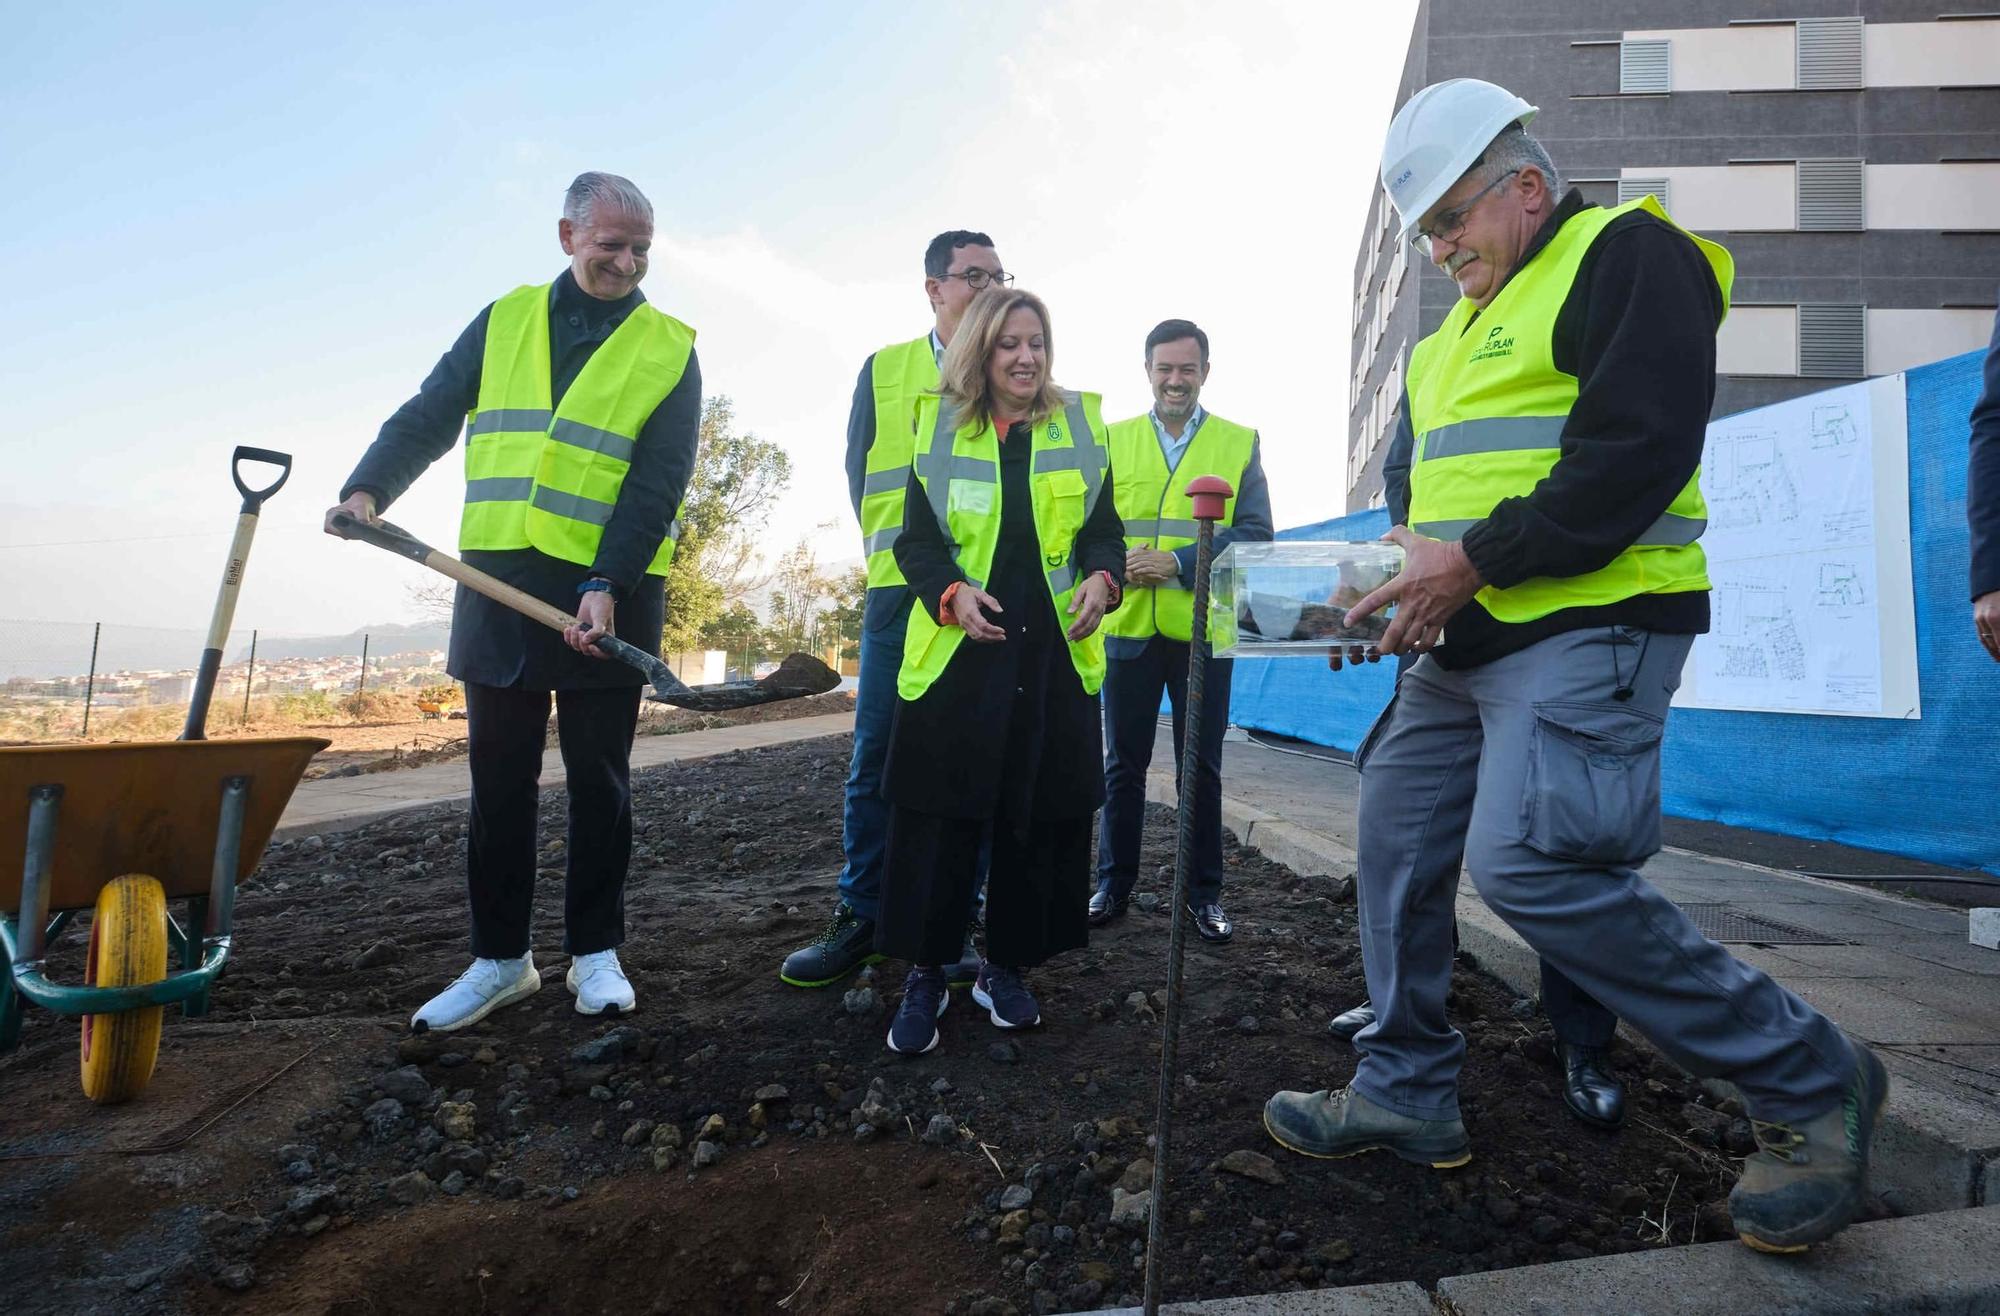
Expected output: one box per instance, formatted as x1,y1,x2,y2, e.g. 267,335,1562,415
1379,78,1539,243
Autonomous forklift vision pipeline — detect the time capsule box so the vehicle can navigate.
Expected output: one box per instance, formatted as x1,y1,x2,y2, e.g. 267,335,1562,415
1208,541,1404,658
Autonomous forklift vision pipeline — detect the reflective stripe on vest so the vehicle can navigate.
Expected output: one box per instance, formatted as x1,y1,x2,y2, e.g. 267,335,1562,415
1405,196,1733,624
861,336,941,590
898,391,1111,700
461,282,696,576
1101,413,1257,643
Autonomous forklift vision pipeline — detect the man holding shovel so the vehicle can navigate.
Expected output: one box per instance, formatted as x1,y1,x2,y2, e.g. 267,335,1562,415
326,172,699,1031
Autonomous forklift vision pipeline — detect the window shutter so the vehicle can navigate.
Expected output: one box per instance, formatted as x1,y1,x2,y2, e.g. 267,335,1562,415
1619,40,1671,94
1798,304,1866,378
1617,176,1671,208
1796,159,1865,231
1796,17,1864,90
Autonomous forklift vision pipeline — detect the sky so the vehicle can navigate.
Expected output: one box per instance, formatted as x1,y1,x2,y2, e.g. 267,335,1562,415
0,0,1419,637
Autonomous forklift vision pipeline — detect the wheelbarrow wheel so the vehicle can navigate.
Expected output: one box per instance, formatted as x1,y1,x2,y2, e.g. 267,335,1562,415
80,874,169,1104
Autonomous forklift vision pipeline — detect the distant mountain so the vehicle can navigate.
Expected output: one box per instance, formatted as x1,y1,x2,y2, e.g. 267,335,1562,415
230,622,452,663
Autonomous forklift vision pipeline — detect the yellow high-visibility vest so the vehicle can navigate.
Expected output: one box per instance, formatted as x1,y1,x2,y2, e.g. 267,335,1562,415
1101,412,1257,642
461,282,696,577
899,391,1113,700
1406,197,1733,622
859,335,939,590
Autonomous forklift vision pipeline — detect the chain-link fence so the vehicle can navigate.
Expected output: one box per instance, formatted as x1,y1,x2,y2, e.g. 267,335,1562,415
0,619,454,744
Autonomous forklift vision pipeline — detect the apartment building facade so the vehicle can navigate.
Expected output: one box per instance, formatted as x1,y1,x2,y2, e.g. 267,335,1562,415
1347,0,2000,510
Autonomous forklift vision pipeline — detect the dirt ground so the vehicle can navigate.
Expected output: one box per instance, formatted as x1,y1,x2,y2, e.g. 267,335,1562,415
0,733,1870,1316
297,689,859,778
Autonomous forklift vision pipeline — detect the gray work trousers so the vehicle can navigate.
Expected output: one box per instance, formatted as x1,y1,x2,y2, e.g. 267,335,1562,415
1351,625,1856,1125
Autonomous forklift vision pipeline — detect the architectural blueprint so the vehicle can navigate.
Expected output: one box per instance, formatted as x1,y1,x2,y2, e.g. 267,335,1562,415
1679,379,1919,718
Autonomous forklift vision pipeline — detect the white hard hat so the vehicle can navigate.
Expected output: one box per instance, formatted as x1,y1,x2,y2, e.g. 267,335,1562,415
1379,78,1539,241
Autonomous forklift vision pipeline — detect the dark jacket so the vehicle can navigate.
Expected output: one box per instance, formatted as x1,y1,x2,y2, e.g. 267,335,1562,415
882,418,1126,821
1968,299,2000,600
1395,189,1723,670
342,270,701,690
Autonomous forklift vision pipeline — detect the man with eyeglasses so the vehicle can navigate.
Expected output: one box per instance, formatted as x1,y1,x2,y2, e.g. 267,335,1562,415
1263,79,1888,1256
779,230,1009,989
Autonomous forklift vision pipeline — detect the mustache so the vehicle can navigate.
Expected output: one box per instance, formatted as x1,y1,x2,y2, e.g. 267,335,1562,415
1445,250,1476,276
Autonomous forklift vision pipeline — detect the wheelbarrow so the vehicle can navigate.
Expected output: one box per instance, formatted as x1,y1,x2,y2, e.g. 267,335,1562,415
0,736,326,1103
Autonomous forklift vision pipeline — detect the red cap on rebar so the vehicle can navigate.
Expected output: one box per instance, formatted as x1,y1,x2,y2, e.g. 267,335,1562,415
1185,475,1234,521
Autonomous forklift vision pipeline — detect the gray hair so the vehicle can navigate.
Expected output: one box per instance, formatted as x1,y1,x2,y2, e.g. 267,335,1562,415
563,172,653,228
1479,127,1563,196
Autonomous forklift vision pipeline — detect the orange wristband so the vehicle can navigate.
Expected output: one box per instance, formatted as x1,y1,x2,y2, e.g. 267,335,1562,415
939,580,964,625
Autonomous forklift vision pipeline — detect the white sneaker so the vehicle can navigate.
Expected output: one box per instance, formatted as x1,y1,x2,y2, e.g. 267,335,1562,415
411,955,541,1033
566,949,636,1016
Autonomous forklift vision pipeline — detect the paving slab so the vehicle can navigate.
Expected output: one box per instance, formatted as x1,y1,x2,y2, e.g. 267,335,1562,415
1145,726,2000,1212
1435,1202,2000,1315
1079,1282,1434,1316
274,712,857,840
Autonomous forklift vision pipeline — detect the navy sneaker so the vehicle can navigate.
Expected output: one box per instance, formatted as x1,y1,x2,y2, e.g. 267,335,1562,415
971,962,1040,1029
887,966,949,1055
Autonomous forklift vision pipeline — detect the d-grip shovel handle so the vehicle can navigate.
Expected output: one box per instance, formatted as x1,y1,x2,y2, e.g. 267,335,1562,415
232,446,292,513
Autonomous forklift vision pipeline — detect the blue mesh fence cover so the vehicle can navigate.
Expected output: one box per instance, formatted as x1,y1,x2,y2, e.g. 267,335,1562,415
1221,352,1999,874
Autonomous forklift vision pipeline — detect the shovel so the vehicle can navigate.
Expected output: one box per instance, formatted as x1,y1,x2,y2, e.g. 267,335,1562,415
329,513,840,712
184,447,292,740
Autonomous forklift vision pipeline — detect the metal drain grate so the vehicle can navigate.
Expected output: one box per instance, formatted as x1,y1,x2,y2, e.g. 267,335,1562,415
1677,903,1849,946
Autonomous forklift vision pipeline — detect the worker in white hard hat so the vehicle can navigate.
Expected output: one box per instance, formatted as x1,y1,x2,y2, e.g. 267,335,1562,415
1263,78,1889,1256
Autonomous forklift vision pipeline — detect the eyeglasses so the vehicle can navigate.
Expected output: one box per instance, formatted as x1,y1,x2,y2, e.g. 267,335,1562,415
937,268,1014,290
1410,169,1519,256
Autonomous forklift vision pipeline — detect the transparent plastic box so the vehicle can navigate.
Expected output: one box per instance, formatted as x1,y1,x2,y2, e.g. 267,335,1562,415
1208,541,1404,658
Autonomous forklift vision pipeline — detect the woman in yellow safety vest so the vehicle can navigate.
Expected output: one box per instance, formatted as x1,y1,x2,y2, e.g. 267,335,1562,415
874,287,1127,1054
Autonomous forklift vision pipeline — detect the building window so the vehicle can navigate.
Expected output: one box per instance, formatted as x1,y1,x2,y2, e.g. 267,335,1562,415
1618,176,1672,209
1619,39,1671,94
1796,16,1864,90
1798,304,1866,378
1797,158,1865,231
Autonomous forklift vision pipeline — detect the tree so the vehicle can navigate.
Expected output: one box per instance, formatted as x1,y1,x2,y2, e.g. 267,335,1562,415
405,580,455,625
700,602,769,669
828,566,867,660
764,539,837,656
661,396,793,653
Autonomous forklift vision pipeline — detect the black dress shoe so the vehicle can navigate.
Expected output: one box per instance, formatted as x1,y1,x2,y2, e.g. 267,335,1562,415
1185,901,1233,942
1327,1000,1376,1044
1557,1041,1626,1129
1087,888,1129,927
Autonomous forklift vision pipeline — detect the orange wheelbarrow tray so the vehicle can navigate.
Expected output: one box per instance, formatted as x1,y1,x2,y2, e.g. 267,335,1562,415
0,738,326,1063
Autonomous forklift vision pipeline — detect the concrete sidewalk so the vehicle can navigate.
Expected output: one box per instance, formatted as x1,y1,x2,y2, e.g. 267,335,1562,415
1144,725,2000,1214
273,712,857,841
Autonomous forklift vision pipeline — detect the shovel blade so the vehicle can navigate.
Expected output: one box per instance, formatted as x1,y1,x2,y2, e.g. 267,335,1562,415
647,652,841,712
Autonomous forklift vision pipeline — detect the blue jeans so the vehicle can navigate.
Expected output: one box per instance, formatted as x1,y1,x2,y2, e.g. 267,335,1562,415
838,595,911,922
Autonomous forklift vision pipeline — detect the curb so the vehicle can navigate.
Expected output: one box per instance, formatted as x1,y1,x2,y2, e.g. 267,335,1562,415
1144,769,1998,1214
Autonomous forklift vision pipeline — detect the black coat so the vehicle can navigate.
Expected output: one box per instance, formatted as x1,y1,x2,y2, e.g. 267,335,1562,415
881,419,1126,822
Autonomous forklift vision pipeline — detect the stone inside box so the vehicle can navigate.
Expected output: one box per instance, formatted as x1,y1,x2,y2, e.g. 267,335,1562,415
1209,540,1405,658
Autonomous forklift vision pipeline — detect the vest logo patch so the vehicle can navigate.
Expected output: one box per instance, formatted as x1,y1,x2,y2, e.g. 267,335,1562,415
1047,422,1066,444
1469,324,1515,363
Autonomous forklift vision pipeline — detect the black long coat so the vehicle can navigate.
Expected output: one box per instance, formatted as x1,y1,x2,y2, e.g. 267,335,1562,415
880,418,1126,823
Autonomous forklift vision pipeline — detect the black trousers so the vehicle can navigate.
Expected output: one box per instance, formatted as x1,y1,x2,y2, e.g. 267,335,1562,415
464,681,641,959
877,809,1092,969
1098,640,1232,903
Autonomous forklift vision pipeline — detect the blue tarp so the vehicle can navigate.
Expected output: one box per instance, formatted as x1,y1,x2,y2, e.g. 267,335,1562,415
1223,351,2000,875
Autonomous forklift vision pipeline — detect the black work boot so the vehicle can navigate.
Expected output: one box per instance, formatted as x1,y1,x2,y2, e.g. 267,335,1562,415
778,903,882,988
1327,1000,1377,1045
1729,1042,1890,1253
1557,1041,1626,1129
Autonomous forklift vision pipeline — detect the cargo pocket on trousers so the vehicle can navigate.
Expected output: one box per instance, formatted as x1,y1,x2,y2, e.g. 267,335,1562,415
1520,699,1664,866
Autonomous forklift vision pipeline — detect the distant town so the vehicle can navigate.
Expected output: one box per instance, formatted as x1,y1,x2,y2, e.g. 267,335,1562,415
2,649,450,710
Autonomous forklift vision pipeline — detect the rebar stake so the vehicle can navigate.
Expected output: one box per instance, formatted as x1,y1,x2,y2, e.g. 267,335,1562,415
1143,474,1234,1316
